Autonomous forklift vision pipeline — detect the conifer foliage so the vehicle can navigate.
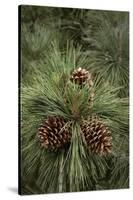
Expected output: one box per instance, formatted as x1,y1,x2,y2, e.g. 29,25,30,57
20,5,129,194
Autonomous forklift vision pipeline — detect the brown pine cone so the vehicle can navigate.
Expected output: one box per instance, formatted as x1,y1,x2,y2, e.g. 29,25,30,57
70,67,93,87
70,67,94,108
81,117,112,155
38,116,71,150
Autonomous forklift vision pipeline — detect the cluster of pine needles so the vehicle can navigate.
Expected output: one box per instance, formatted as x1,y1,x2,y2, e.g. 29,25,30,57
20,5,129,194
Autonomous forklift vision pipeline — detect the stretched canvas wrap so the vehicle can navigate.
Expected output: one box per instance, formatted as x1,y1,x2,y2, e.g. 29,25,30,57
19,5,129,195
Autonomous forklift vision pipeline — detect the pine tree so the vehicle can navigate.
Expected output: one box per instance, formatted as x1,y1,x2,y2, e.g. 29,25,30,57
20,5,129,194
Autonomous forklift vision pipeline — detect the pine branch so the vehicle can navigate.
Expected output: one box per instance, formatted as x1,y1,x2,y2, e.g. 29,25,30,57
58,151,64,192
83,12,129,97
21,6,129,193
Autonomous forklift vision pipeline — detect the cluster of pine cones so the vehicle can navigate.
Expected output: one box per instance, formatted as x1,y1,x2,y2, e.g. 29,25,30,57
37,68,112,155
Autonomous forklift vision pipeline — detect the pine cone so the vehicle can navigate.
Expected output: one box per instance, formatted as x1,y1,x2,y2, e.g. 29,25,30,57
81,117,112,155
70,67,94,108
38,116,71,150
70,67,93,88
